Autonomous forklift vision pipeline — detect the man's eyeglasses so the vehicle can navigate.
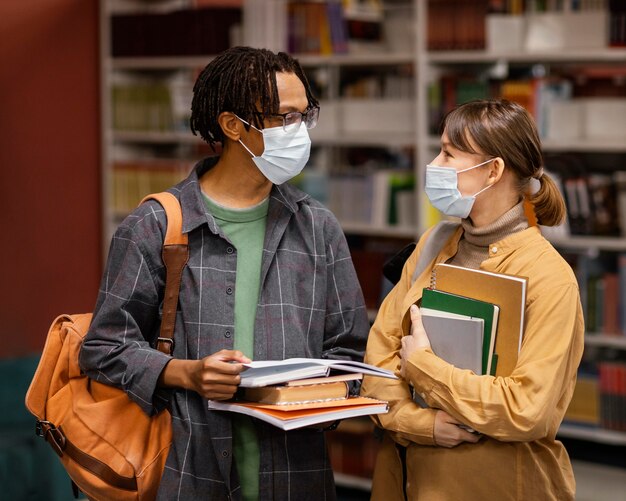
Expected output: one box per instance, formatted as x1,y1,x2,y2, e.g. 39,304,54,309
254,106,320,133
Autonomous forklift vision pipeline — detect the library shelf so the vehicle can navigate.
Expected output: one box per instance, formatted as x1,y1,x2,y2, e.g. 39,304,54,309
333,472,372,491
111,56,215,71
558,424,626,446
583,334,626,350
428,136,626,153
426,48,626,65
296,52,414,67
112,130,203,144
341,222,417,239
546,236,626,253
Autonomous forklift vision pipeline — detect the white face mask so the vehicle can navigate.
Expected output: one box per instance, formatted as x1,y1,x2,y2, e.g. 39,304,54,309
424,158,495,219
236,116,311,185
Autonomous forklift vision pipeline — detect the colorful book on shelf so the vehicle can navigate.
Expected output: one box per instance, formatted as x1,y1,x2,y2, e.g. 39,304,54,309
420,288,500,375
239,358,396,388
208,396,388,431
420,307,485,375
240,373,362,405
429,263,527,377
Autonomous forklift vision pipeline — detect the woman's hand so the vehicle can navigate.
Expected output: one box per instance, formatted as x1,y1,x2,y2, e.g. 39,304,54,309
160,349,251,400
400,304,431,377
434,410,481,448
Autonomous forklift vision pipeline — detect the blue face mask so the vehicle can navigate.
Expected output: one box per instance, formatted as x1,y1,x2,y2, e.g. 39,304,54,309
424,158,495,219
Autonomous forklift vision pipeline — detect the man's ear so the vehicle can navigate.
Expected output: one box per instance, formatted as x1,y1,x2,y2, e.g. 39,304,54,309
218,112,242,141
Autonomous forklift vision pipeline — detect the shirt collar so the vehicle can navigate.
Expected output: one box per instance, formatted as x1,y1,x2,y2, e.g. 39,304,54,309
175,157,309,235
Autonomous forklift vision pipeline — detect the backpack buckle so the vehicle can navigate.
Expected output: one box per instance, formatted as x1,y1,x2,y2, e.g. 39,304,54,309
156,337,175,355
36,420,66,457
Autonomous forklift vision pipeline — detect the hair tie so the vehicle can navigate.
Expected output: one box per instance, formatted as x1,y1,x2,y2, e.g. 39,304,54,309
534,167,544,180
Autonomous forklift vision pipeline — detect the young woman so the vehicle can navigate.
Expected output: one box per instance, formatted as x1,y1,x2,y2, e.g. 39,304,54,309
362,99,584,500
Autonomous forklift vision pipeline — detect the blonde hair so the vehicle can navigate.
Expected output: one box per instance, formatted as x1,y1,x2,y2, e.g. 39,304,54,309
443,99,566,226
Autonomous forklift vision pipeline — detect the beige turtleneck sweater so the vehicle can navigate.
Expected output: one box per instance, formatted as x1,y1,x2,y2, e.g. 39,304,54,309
448,201,529,269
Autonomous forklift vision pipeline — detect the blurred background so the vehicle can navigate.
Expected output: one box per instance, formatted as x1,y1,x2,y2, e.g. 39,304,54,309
1,0,625,499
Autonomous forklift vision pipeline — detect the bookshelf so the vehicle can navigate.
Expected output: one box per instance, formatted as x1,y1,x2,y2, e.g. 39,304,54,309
101,0,626,485
414,0,626,448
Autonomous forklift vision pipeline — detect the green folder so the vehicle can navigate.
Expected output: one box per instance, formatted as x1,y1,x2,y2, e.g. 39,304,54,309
421,288,500,375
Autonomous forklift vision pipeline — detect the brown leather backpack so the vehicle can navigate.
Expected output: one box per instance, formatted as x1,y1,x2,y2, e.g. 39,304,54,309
25,192,188,500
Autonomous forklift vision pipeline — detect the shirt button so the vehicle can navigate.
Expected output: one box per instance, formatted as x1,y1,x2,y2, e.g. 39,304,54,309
491,246,498,254
226,287,233,295
420,392,426,399
226,247,234,254
222,450,229,457
225,330,231,338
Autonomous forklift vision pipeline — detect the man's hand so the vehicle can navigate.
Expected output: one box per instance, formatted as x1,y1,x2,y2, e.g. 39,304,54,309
400,304,431,377
433,410,481,448
160,349,251,400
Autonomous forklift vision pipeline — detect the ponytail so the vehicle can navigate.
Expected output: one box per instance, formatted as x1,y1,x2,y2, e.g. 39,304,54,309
529,172,567,227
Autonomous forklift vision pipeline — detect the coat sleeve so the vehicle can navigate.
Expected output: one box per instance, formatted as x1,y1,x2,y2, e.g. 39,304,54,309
79,207,173,416
403,281,584,441
361,230,438,446
321,212,370,364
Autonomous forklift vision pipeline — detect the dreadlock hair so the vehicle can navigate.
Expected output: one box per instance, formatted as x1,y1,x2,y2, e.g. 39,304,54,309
190,46,319,150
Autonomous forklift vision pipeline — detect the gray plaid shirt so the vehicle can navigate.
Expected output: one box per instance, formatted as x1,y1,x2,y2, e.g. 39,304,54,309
79,158,369,500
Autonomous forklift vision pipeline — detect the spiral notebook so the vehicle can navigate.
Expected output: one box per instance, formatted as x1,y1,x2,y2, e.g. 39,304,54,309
429,263,527,377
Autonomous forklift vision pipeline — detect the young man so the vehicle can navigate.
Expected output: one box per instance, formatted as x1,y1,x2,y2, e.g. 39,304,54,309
79,47,369,500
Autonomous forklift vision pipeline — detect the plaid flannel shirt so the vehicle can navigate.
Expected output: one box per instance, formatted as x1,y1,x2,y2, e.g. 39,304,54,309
80,158,369,500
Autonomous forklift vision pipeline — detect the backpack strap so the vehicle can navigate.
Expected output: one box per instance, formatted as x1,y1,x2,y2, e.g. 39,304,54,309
410,221,460,285
140,192,189,355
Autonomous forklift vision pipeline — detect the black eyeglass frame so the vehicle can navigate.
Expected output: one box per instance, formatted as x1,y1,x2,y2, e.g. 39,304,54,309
253,106,320,132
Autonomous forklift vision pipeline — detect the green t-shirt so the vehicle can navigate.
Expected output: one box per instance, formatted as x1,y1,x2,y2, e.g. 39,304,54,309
203,193,268,501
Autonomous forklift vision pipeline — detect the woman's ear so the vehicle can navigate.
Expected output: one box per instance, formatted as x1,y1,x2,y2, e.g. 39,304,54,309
218,112,241,141
488,157,505,185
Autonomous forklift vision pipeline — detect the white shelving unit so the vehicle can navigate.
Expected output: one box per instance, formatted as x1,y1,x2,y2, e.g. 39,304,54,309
101,0,626,459
412,2,626,449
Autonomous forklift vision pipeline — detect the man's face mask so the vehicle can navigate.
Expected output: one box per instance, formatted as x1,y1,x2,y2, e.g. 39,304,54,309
236,115,312,185
424,158,495,219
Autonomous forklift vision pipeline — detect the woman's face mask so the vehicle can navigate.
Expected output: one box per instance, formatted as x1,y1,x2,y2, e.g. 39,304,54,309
236,116,311,185
424,158,495,219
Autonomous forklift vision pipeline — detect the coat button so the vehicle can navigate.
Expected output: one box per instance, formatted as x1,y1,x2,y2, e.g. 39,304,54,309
222,450,229,457
491,246,498,254
227,247,234,254
226,287,233,295
225,330,231,338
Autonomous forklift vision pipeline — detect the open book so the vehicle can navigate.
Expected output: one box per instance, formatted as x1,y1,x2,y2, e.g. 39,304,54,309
208,396,388,431
239,358,396,388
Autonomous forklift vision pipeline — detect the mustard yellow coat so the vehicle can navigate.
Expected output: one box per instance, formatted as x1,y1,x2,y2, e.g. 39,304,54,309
362,225,585,500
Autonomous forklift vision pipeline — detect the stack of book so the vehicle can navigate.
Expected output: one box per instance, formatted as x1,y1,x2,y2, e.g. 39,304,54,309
419,263,528,378
208,358,395,430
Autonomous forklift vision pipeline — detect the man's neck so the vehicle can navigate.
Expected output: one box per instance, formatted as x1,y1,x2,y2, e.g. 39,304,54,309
199,151,272,209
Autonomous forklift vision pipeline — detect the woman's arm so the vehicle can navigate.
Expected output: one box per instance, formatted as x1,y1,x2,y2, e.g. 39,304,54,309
403,282,584,441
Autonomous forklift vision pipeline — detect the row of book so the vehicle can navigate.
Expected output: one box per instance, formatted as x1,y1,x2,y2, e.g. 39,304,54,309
324,171,416,229
572,253,626,337
430,71,626,141
428,0,624,51
111,6,240,57
111,73,193,132
112,160,193,215
542,168,626,239
341,73,414,99
565,361,626,432
287,1,349,55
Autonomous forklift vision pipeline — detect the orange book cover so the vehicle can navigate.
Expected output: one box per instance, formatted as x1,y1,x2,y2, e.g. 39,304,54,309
208,396,388,430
